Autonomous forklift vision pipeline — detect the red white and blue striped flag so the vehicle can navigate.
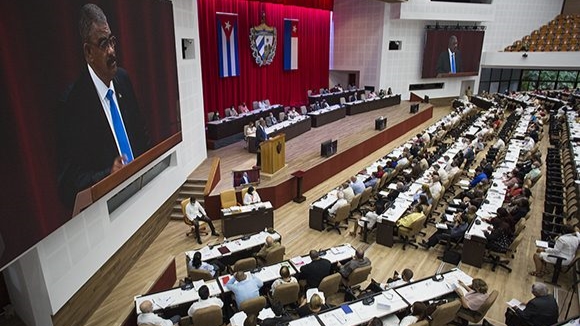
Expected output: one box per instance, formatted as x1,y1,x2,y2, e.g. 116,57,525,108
216,13,240,78
283,19,298,71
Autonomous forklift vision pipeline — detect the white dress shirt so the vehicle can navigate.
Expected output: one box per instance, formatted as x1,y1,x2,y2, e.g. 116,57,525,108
137,312,174,326
186,201,207,221
243,192,261,205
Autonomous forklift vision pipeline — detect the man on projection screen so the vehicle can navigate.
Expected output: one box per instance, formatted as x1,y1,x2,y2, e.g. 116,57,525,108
436,35,462,77
57,3,150,208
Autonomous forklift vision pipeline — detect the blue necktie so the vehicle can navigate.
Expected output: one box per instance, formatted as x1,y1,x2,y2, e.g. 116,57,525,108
451,53,456,73
106,89,134,162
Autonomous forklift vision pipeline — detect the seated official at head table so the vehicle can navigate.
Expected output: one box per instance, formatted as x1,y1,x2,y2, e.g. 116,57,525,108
187,284,223,317
298,250,332,290
226,271,264,309
137,300,180,326
238,102,250,114
254,235,280,266
243,186,261,205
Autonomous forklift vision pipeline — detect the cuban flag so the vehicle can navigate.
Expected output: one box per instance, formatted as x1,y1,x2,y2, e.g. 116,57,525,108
216,13,240,78
283,19,298,70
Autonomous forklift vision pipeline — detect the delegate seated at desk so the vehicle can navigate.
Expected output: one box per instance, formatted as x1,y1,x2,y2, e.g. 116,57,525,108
239,102,249,113
454,278,489,312
298,250,332,289
137,300,180,326
338,249,371,279
270,266,297,295
226,271,264,309
243,186,261,205
187,285,223,317
255,236,280,266
507,282,558,326
396,205,425,229
297,293,329,318
420,210,469,249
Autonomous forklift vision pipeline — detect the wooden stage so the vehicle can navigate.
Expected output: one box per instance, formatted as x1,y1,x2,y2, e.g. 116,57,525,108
195,101,434,218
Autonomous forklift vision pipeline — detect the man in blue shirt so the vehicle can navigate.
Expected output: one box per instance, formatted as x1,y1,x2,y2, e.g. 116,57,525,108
349,176,365,195
469,167,488,188
226,271,263,309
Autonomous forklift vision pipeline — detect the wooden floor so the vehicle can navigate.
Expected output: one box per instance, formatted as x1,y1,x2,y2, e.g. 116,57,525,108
30,105,578,326
192,101,432,196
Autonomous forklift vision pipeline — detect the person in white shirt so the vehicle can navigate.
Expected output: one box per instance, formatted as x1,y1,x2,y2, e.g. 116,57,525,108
493,138,505,150
429,175,443,199
342,182,355,204
522,136,535,152
433,164,448,185
328,191,348,217
422,131,431,144
188,251,225,277
258,100,267,110
243,186,261,205
287,108,299,119
137,300,180,326
532,224,580,277
187,285,223,317
270,265,297,295
186,197,219,244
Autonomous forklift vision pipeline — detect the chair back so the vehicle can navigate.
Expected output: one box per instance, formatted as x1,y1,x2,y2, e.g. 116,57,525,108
319,88,325,94
429,300,462,326
318,273,342,297
508,233,524,255
340,97,346,105
359,187,372,206
272,282,300,306
239,296,267,316
243,124,250,137
191,305,223,326
241,187,249,201
188,268,214,282
300,105,308,114
457,290,498,323
264,99,270,106
360,93,366,100
330,204,351,224
409,321,429,326
345,265,372,287
225,108,232,117
207,112,215,121
220,189,238,209
252,101,259,110
349,193,362,213
232,257,257,272
307,90,313,96
279,112,285,121
181,198,193,227
266,116,273,127
400,215,426,238
265,245,286,265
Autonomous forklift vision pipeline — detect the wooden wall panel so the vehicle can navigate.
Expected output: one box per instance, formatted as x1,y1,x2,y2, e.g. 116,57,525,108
51,190,179,326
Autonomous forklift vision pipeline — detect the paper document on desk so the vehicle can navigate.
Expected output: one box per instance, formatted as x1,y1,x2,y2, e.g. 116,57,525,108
152,295,174,309
230,311,247,326
320,309,348,325
535,240,549,248
192,280,205,291
291,256,305,267
506,299,526,310
258,308,275,320
445,214,455,222
436,223,448,230
355,304,375,320
330,246,346,255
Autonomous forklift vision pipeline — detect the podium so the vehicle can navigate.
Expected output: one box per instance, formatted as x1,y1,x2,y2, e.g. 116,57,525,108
260,134,285,174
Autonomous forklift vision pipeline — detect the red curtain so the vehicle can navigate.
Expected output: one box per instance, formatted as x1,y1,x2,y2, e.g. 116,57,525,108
0,0,179,269
248,0,334,11
198,0,331,120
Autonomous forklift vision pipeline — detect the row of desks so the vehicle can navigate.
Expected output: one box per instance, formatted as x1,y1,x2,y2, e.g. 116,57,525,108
308,89,365,106
247,116,312,153
461,108,535,267
345,95,401,115
206,104,283,140
220,202,274,237
290,268,473,326
136,243,356,315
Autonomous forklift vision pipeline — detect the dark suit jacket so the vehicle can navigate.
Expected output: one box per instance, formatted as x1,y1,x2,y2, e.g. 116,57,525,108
255,125,268,149
299,258,332,289
58,67,150,207
436,50,462,75
515,295,558,326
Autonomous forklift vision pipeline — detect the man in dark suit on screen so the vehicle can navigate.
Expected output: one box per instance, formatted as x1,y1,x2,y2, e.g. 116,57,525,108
58,4,150,208
436,35,462,77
